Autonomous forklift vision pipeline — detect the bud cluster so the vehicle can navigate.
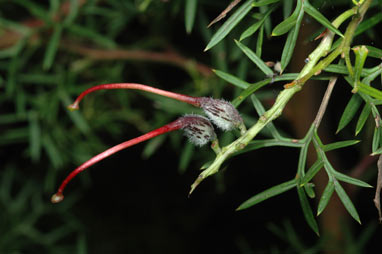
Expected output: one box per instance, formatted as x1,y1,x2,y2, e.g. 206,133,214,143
52,83,245,203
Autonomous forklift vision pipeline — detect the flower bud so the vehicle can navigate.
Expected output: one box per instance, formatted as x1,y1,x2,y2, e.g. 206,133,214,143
180,114,216,146
199,97,244,131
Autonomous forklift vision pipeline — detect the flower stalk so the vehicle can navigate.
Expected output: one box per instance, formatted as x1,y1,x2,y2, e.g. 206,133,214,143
67,83,200,110
52,115,216,203
68,83,246,133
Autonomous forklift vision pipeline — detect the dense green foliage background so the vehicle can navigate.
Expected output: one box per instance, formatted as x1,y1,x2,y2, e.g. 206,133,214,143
0,0,381,253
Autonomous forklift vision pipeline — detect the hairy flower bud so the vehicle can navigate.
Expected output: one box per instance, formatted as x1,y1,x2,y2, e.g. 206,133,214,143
181,114,216,146
199,97,244,131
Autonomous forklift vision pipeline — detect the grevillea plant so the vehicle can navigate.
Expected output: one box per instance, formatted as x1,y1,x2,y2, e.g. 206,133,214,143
189,0,380,235
52,0,382,237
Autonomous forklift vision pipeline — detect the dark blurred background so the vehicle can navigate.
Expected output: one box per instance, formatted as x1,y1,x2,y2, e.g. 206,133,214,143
0,0,381,253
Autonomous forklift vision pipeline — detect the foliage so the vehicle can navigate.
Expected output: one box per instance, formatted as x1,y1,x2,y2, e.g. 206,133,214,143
193,0,381,234
0,0,381,252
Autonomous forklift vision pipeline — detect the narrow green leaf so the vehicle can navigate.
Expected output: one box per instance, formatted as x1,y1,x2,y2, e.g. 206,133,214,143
43,24,62,71
19,73,60,85
63,0,80,26
372,127,381,153
371,146,382,155
0,113,27,124
240,21,263,41
357,82,382,100
272,0,301,36
67,24,116,48
297,186,320,235
300,160,324,186
178,141,195,173
253,0,280,6
354,12,382,37
333,171,372,188
0,40,26,59
303,0,344,38
240,4,277,41
324,64,372,77
142,135,166,159
250,94,281,139
297,143,309,177
317,180,334,215
261,5,272,37
304,183,316,199
353,46,369,84
236,139,303,155
28,111,41,161
355,104,371,135
249,94,266,115
336,94,362,133
0,17,32,37
231,78,271,107
205,0,254,51
334,180,361,224
256,24,264,57
58,90,91,134
280,6,304,71
42,135,63,169
323,140,360,152
0,128,29,145
200,160,213,170
283,0,293,19
185,0,198,34
359,45,382,59
49,0,60,19
272,16,296,36
362,64,382,85
236,179,297,210
273,73,299,81
235,40,274,76
77,233,87,254
213,69,251,89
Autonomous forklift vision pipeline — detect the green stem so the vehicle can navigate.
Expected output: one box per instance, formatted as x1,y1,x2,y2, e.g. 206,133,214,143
190,0,373,194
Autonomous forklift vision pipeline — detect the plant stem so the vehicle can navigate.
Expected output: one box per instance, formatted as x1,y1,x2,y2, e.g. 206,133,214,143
374,155,382,222
191,0,373,193
313,77,338,128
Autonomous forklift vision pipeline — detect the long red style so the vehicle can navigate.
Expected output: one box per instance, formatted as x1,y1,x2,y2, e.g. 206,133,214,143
51,119,184,203
68,83,201,110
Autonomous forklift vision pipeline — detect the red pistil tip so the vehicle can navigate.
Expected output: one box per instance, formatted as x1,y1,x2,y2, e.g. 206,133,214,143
67,103,79,111
51,192,64,203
